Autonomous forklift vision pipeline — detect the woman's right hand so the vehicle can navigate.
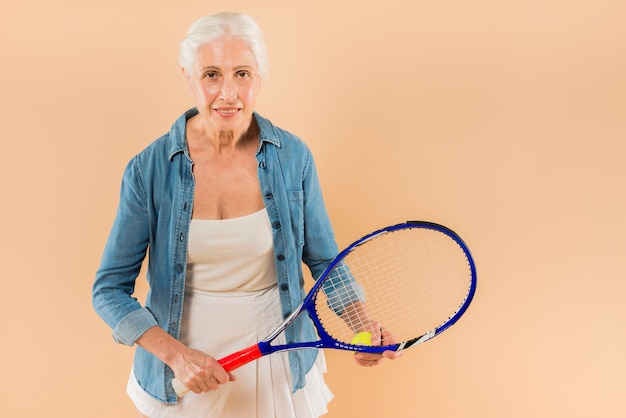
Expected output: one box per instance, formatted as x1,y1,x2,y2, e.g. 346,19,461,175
136,326,236,394
170,346,237,393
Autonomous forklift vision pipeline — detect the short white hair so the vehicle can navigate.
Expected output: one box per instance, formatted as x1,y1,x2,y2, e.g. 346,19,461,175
179,12,269,80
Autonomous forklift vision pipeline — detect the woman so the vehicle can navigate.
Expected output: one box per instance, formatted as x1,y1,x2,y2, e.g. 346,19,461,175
93,12,397,418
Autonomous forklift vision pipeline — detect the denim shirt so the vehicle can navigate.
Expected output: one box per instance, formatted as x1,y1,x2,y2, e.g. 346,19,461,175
93,108,339,404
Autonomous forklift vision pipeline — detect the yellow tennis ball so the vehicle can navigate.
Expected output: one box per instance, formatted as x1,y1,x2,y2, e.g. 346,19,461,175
350,331,372,346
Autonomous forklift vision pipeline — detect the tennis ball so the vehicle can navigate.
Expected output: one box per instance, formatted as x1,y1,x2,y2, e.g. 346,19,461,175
350,331,372,346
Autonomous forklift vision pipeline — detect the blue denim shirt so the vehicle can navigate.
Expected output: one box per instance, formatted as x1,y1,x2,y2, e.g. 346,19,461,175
93,108,339,404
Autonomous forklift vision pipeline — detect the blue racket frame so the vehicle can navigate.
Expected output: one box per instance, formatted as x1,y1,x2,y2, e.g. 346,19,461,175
257,220,478,356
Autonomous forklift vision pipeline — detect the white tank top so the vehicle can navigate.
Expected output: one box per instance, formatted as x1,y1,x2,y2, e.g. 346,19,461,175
185,209,277,293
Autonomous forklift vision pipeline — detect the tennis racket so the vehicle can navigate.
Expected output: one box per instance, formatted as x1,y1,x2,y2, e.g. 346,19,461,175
172,220,477,396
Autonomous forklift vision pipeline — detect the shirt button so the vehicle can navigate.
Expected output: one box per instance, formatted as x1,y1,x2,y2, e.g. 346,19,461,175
265,192,273,199
272,221,281,229
277,254,285,261
177,264,183,273
259,161,267,169
280,283,289,291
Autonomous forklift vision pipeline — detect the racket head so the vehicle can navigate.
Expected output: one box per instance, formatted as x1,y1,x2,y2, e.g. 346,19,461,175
307,220,477,353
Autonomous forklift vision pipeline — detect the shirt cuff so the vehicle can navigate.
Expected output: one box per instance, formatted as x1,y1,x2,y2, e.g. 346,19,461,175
112,307,159,346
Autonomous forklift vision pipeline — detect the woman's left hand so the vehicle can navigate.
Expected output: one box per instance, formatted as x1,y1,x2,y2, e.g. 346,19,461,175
354,349,403,367
353,325,403,367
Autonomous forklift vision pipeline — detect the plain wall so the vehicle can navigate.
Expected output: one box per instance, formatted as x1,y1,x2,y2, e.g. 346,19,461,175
1,0,625,416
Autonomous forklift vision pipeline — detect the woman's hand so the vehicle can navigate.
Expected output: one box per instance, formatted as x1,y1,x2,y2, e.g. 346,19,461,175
353,325,403,367
354,350,403,367
170,346,237,394
136,326,236,394
340,301,404,367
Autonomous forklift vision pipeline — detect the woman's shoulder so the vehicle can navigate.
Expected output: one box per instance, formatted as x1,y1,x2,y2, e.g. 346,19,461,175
254,112,311,153
133,110,191,165
137,132,172,158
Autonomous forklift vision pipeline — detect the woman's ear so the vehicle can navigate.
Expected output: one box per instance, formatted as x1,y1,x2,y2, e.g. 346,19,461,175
181,67,193,94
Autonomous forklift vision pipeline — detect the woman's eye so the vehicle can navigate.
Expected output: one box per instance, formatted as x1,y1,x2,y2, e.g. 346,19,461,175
204,72,217,79
236,71,250,79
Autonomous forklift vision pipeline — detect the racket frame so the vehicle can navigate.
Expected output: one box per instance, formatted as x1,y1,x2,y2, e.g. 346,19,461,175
255,220,477,356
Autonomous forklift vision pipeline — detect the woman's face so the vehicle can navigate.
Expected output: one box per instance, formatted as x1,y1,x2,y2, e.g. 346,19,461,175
184,37,262,133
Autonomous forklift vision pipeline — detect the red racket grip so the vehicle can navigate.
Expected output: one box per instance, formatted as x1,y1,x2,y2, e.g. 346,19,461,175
218,343,262,372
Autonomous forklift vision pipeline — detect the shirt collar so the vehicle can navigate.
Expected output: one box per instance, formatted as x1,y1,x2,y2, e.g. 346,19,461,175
254,112,281,148
167,108,197,161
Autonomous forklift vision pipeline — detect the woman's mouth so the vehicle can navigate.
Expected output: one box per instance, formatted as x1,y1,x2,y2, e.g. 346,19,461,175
215,108,240,117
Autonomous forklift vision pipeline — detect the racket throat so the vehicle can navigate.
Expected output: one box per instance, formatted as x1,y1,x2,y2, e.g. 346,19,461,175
263,301,304,342
399,330,437,350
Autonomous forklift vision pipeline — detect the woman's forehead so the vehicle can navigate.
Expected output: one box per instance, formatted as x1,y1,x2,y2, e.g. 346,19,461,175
195,38,258,69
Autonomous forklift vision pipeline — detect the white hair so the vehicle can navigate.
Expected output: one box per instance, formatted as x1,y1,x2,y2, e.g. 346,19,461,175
179,12,269,80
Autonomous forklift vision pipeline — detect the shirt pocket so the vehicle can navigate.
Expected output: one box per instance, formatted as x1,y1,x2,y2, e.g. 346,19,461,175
287,190,304,248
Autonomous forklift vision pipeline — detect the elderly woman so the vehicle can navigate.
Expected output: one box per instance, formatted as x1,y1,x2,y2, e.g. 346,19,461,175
93,12,395,418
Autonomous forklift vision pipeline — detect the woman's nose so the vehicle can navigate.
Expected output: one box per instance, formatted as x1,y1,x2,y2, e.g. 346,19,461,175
219,79,237,101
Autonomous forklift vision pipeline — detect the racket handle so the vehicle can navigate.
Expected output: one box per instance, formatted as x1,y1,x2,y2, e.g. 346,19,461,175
219,343,262,372
171,344,263,397
172,377,190,397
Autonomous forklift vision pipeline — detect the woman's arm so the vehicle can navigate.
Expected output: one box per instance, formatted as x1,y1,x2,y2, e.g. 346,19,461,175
92,157,153,343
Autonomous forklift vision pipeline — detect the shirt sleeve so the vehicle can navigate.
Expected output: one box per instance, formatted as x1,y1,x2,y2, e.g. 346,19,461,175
92,156,156,346
300,151,340,279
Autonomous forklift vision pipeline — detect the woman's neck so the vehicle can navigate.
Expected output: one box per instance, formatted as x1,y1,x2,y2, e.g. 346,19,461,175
188,115,259,153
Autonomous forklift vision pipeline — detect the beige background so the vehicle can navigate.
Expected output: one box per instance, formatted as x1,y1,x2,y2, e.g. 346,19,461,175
2,0,625,417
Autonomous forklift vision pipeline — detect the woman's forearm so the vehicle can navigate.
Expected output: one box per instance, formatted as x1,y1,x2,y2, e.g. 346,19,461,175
135,326,187,368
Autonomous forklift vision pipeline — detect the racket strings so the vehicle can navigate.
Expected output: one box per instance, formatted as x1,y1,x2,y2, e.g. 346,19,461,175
314,227,472,347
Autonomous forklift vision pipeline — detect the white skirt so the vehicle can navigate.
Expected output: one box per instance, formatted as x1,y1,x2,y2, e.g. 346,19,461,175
127,286,333,418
